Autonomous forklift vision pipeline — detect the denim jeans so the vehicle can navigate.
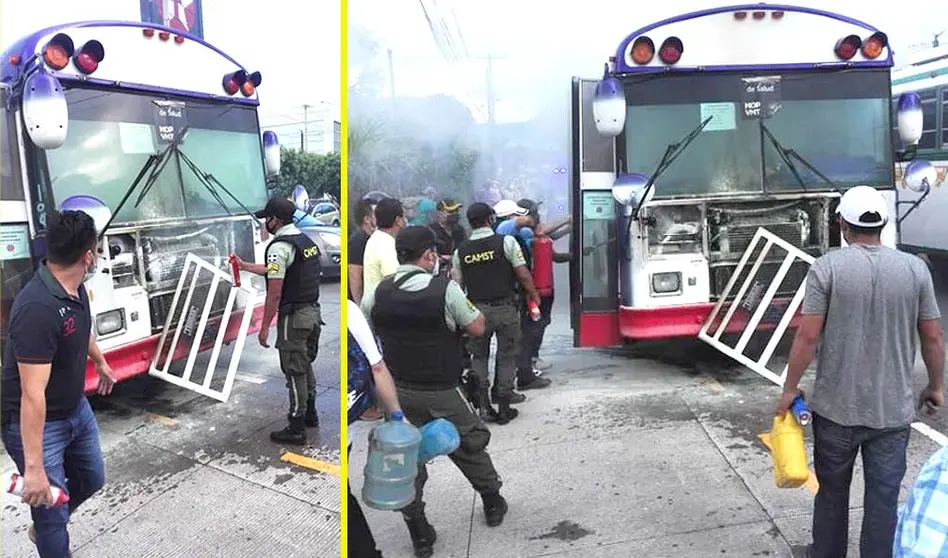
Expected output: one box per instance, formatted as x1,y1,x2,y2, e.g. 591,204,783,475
1,397,106,557
810,413,910,558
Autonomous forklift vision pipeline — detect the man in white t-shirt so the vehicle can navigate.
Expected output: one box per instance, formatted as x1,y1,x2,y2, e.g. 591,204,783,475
348,299,402,558
363,198,405,295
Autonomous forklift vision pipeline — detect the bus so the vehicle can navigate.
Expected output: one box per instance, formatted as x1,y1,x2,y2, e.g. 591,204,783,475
891,43,948,265
1,21,283,401
568,4,926,385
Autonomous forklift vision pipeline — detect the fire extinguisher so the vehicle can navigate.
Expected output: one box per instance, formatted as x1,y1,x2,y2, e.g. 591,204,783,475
531,235,554,297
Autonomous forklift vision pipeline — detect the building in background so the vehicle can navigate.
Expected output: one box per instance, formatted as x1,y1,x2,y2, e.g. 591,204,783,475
140,0,204,38
259,102,341,154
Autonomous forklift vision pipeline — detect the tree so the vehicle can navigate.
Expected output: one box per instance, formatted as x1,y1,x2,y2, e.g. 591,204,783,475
273,147,340,201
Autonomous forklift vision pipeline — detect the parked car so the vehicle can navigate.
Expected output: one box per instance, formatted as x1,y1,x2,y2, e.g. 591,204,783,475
308,201,340,227
300,225,341,280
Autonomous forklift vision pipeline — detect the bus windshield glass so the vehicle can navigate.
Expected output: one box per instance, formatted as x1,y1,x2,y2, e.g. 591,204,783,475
43,87,268,225
623,69,893,198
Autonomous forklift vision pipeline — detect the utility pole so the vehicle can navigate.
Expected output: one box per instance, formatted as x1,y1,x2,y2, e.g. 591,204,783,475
387,48,396,97
471,53,504,176
302,104,311,152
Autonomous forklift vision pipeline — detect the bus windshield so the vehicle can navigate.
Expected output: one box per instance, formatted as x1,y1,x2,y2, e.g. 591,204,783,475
42,87,268,225
623,69,894,198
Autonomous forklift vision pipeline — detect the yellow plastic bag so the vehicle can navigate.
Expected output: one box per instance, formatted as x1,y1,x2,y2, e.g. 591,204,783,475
760,412,809,489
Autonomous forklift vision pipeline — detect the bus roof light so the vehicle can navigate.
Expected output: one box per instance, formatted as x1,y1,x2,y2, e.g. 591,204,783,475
658,37,683,65
73,40,105,75
142,28,155,38
630,36,654,65
7,55,20,65
862,32,888,59
174,35,185,44
834,35,861,61
158,31,170,41
42,33,74,71
734,11,747,20
241,71,262,96
752,11,766,20
222,70,246,95
771,11,784,19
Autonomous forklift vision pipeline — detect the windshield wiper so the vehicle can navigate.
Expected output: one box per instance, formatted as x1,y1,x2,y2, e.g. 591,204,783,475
759,123,841,194
98,125,190,239
634,115,714,219
175,148,256,217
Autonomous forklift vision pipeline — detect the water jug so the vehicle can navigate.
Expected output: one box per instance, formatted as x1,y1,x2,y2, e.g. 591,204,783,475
362,411,422,511
763,412,809,489
418,418,460,463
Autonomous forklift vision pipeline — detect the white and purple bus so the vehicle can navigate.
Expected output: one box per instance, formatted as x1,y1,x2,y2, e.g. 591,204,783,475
1,21,283,400
568,4,932,384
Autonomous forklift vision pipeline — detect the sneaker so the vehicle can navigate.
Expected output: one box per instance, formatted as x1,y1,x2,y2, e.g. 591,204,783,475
533,357,552,371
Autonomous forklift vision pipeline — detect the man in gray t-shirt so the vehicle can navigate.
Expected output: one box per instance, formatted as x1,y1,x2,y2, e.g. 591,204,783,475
777,186,945,558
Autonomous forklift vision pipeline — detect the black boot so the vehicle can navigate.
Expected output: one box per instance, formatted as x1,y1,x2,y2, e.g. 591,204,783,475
304,399,319,428
478,387,499,423
494,397,519,425
491,386,526,405
404,514,437,558
481,492,508,527
270,415,307,445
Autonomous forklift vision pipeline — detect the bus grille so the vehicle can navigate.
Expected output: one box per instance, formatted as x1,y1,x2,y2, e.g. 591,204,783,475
722,222,806,255
710,259,810,301
148,284,232,334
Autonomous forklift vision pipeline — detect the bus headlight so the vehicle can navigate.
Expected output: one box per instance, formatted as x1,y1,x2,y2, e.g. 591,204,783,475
96,309,125,336
651,272,681,295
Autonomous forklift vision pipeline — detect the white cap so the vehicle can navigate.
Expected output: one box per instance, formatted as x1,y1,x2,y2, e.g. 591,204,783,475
493,199,529,218
836,186,888,228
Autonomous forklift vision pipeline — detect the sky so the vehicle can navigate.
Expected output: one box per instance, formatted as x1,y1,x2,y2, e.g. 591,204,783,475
0,0,341,143
350,0,948,123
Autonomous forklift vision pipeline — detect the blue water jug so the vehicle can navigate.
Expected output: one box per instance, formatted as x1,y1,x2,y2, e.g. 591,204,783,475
362,412,421,511
418,418,460,463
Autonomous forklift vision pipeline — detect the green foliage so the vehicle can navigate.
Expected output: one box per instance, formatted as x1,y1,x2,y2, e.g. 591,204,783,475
272,147,340,200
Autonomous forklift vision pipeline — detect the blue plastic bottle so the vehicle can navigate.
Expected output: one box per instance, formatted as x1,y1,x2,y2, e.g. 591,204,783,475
362,412,422,511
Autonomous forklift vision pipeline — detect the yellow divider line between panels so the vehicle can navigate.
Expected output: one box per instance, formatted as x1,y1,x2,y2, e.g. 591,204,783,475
281,452,341,477
757,433,819,495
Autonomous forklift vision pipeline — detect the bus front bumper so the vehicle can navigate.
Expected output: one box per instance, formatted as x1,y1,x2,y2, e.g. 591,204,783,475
83,303,267,394
618,300,801,341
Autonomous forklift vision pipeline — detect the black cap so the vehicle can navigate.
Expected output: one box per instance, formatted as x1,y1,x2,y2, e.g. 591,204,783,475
466,202,494,224
254,196,296,221
396,226,437,258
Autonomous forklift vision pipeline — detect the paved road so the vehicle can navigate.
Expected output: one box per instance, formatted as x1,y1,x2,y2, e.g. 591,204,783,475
2,284,342,558
349,255,948,558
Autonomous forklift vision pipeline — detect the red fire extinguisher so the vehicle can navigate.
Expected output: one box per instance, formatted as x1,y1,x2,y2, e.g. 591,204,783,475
228,255,241,288
531,235,554,297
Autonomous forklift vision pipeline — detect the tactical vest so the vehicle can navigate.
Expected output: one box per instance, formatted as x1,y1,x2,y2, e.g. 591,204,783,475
265,233,322,314
370,271,464,390
456,234,516,302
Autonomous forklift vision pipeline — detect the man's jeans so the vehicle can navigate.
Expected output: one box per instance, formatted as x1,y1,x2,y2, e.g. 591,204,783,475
1,397,106,557
811,413,910,558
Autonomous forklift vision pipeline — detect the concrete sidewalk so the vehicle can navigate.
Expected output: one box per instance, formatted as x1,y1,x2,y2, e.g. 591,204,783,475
348,329,943,558
2,289,342,558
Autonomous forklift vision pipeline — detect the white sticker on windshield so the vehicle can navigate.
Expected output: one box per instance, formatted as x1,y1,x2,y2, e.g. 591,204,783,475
0,224,30,260
119,122,157,155
700,103,736,132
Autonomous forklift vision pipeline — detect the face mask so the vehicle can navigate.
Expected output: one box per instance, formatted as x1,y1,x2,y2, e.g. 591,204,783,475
83,253,97,284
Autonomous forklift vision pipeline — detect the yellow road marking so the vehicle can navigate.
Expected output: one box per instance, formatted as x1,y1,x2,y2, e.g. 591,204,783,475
757,433,818,495
281,452,341,477
145,413,178,427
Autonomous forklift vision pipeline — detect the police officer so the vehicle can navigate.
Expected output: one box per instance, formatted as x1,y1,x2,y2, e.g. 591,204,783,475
452,202,541,424
235,196,323,445
362,226,508,558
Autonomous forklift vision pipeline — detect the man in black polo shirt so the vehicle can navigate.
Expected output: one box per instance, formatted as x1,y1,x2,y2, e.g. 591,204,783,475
1,210,115,557
348,198,376,304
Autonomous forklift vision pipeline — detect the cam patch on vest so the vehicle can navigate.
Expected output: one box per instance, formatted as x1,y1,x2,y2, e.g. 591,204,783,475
302,245,320,259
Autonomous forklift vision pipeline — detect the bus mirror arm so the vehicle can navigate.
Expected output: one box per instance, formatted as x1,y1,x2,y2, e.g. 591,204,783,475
897,188,930,225
633,116,713,221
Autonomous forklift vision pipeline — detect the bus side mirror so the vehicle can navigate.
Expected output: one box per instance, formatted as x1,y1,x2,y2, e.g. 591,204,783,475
611,173,652,208
263,130,280,178
292,184,309,211
593,64,626,138
59,195,112,234
22,71,68,150
901,159,936,194
896,92,922,145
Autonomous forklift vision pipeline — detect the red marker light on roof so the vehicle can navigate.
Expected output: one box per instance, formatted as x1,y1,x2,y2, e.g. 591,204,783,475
241,71,262,97
142,28,155,38
834,35,862,61
42,33,75,71
752,11,766,20
73,40,105,75
658,37,683,65
734,11,748,20
158,32,170,41
174,35,185,44
771,11,785,19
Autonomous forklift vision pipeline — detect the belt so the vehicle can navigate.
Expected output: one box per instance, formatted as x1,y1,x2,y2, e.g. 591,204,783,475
471,296,516,306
